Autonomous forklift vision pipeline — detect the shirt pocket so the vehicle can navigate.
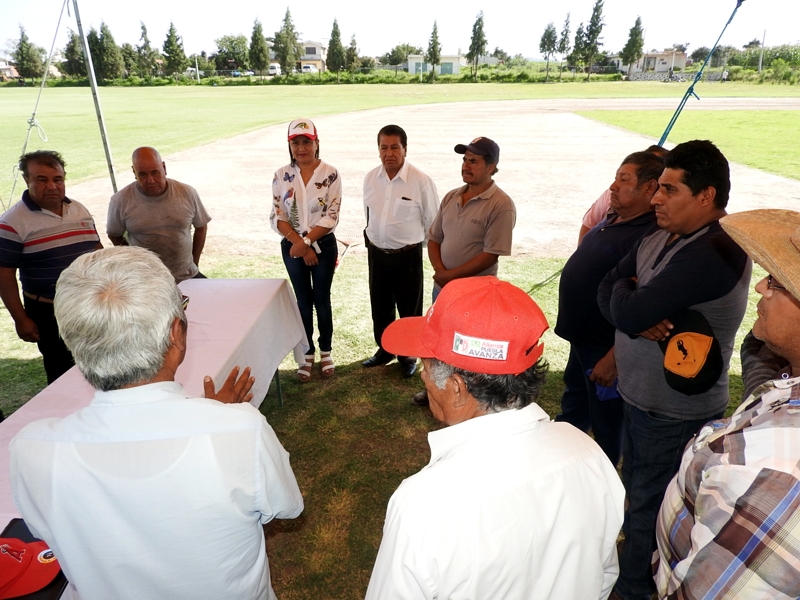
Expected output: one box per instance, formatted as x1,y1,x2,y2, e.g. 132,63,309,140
392,197,418,221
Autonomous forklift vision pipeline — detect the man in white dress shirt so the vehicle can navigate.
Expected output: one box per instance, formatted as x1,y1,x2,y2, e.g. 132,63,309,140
362,124,439,378
10,246,303,600
366,276,625,600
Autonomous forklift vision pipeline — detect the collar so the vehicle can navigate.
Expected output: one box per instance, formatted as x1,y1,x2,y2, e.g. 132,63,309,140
604,209,656,228
91,381,189,407
21,190,72,211
380,160,409,183
459,182,498,205
427,402,549,465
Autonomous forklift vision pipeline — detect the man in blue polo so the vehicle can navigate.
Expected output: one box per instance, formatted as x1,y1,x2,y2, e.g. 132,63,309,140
0,151,101,383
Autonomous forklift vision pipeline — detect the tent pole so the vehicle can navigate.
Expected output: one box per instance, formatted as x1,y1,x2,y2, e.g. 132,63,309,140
72,0,117,193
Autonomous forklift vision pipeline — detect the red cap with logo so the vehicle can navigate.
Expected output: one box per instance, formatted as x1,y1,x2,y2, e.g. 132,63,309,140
382,276,548,375
287,118,318,140
0,538,61,599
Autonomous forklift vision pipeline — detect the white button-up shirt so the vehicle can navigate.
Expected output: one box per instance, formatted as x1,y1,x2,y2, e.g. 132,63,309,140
10,381,303,600
363,160,439,250
366,402,625,600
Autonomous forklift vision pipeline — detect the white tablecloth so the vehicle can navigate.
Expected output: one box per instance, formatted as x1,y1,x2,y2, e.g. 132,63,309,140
0,278,306,524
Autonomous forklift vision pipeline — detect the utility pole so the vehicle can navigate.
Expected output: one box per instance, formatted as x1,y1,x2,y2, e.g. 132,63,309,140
758,30,766,73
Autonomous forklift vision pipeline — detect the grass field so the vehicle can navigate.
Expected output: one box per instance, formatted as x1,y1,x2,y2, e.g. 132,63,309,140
578,109,800,180
3,80,800,202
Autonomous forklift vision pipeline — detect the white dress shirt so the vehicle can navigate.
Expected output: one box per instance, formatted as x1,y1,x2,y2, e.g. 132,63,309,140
366,402,624,600
10,381,303,600
363,160,439,250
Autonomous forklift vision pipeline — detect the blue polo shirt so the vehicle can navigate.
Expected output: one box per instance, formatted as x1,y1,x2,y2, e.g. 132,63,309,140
0,191,100,299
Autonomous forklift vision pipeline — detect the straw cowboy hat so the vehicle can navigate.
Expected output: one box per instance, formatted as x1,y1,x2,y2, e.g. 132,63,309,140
720,209,800,302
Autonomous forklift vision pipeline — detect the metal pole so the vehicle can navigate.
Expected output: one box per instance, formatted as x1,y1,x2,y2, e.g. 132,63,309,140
195,56,200,82
758,30,766,73
72,0,117,193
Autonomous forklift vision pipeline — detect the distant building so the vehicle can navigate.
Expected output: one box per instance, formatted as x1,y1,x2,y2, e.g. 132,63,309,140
407,53,467,75
609,49,687,74
0,56,19,80
300,41,327,73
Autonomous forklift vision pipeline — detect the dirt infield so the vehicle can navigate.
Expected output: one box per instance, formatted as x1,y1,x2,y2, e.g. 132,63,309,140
70,97,800,260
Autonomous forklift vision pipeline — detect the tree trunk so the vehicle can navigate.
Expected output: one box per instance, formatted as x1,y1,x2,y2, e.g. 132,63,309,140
545,57,550,82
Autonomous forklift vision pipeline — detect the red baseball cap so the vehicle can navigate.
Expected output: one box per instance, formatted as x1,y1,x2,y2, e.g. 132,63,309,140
382,276,549,375
287,118,318,140
0,538,61,599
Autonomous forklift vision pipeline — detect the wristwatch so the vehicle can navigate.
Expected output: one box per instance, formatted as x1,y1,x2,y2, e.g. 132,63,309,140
302,236,312,246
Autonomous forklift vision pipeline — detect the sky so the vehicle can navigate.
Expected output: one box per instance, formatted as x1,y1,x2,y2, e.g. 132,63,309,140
2,0,798,61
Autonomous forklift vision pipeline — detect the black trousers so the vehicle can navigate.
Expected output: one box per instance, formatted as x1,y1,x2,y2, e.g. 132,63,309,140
366,234,423,353
24,297,74,384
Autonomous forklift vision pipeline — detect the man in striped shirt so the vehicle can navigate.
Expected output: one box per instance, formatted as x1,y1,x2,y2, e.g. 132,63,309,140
0,151,101,383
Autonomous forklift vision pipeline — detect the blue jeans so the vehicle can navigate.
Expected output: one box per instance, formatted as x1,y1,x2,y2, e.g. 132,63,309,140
281,233,337,354
614,402,722,600
556,343,623,466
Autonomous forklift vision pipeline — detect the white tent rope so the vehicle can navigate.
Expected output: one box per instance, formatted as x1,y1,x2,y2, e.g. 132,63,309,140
4,0,70,212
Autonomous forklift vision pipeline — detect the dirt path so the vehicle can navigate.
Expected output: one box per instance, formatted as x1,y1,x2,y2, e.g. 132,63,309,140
70,97,800,259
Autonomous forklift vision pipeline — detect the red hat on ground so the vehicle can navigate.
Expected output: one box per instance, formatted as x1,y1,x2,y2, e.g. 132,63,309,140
382,276,548,375
0,538,61,599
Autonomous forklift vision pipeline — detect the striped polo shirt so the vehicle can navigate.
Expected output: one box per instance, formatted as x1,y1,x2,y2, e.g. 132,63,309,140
0,191,100,299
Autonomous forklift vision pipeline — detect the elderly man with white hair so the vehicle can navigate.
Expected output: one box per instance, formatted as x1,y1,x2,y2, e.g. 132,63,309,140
365,276,625,600
10,246,303,600
654,209,800,599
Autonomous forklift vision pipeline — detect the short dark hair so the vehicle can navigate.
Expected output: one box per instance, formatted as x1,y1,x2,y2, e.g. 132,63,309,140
377,124,407,149
428,357,548,412
664,140,730,209
19,150,66,178
644,144,668,158
621,151,665,187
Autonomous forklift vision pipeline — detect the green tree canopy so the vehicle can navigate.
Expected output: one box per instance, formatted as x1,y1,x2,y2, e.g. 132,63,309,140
249,20,270,73
215,34,249,71
743,38,761,50
136,22,160,77
425,21,441,81
380,43,422,66
557,13,571,81
346,34,361,73
327,19,345,72
465,11,487,80
120,43,137,76
273,9,302,77
490,47,510,63
162,22,188,75
569,22,587,79
539,22,558,82
690,46,711,63
87,22,124,81
13,26,46,80
619,16,644,75
61,28,86,77
582,0,605,81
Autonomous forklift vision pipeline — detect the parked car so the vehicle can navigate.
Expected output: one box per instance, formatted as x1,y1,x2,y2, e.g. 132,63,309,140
231,70,242,77
302,65,318,74
243,70,254,76
268,64,281,76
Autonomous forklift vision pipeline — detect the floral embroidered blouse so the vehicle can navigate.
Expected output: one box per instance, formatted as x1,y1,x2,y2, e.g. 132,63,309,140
270,161,341,238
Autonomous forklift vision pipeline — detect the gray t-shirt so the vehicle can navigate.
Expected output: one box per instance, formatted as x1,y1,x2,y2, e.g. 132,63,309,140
428,182,515,278
107,179,211,281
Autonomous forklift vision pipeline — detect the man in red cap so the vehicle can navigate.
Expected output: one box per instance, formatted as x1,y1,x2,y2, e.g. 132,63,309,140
365,276,625,600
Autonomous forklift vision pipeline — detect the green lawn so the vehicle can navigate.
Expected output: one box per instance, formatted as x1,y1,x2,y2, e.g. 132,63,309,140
578,109,800,180
3,81,800,201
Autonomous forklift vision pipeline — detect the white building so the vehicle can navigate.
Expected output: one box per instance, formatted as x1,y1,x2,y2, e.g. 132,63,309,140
407,54,467,75
609,50,687,74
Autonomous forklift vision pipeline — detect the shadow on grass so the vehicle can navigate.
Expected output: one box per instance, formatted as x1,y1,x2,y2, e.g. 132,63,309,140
0,358,47,417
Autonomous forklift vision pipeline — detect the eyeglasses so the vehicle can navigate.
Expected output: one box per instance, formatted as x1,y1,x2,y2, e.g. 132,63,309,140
767,275,787,292
181,294,190,310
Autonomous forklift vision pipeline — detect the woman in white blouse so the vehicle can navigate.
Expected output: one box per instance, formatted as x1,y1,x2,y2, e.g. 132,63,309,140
270,118,342,382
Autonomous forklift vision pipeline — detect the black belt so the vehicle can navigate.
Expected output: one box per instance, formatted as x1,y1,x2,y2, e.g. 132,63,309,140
365,234,421,255
23,291,54,304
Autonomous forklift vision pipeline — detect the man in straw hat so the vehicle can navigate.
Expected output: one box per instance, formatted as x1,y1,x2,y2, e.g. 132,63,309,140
365,276,624,600
598,140,752,600
654,209,800,599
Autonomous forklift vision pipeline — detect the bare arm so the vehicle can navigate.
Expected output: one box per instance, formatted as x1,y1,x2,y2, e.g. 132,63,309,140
0,267,39,342
108,235,127,246
192,225,207,267
578,224,591,244
427,240,445,271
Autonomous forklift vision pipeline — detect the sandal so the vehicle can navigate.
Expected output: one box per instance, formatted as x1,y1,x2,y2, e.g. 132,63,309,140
320,351,335,378
297,353,314,383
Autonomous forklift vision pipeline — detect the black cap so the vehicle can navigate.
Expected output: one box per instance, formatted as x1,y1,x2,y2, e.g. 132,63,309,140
454,137,500,164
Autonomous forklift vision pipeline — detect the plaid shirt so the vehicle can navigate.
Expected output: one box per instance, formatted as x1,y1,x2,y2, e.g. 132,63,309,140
654,374,800,599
